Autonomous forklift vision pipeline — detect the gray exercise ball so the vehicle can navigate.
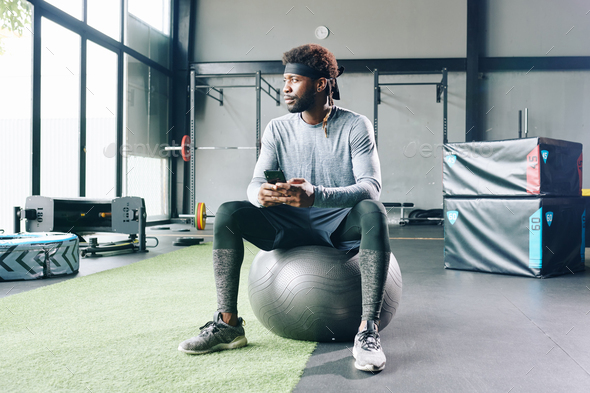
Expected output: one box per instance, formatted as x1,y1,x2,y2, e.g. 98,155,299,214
248,245,402,342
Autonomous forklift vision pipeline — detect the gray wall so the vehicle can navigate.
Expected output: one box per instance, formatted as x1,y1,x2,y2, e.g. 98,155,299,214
483,0,590,57
192,0,467,62
187,0,590,217
481,0,590,188
189,0,467,214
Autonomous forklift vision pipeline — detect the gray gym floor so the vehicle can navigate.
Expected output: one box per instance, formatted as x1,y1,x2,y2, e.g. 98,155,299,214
2,224,589,392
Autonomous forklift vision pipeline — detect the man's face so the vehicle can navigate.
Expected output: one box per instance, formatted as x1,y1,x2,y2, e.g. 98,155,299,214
283,73,316,113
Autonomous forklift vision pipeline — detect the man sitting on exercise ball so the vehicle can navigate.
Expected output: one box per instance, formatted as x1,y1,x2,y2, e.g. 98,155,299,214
179,43,391,372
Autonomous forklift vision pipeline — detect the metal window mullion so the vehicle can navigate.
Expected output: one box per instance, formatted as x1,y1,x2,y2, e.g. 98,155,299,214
116,48,124,197
80,34,87,197
29,0,172,78
31,6,42,196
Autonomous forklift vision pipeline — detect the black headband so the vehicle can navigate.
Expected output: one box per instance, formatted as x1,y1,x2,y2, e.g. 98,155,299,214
284,63,345,100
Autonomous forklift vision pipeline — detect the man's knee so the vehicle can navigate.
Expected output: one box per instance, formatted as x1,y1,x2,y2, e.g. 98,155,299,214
353,199,387,217
214,201,252,232
216,201,249,218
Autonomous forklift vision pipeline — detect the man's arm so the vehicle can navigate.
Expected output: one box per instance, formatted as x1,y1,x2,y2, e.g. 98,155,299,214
247,122,282,207
313,116,381,208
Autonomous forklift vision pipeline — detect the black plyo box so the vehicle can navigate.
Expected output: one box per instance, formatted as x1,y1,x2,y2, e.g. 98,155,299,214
443,138,583,197
444,197,586,278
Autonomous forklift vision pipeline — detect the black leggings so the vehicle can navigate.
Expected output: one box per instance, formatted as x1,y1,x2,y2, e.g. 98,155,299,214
212,200,390,320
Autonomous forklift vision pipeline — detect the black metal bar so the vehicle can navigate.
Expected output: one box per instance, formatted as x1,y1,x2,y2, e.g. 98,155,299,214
518,110,523,139
481,56,590,72
115,0,124,198
29,0,172,77
261,77,280,93
195,84,256,88
138,206,146,252
465,0,481,142
191,58,467,75
373,68,379,149
14,207,21,234
80,34,87,197
116,49,124,197
192,57,590,76
442,68,448,144
189,70,195,223
256,71,261,159
379,82,441,86
195,88,223,104
194,73,258,78
261,77,281,105
195,85,222,93
379,71,444,75
31,6,42,196
169,0,179,218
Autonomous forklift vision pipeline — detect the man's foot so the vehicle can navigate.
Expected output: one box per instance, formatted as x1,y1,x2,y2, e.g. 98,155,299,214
352,320,386,372
178,311,247,355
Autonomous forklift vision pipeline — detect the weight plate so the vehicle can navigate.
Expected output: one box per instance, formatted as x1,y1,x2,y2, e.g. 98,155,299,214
173,237,204,246
196,202,206,230
181,135,191,162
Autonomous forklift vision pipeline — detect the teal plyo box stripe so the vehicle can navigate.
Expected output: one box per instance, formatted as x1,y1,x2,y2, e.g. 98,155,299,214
528,207,543,269
443,197,585,278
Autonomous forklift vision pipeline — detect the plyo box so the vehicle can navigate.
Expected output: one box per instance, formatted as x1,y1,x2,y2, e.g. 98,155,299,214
444,197,586,278
443,138,583,197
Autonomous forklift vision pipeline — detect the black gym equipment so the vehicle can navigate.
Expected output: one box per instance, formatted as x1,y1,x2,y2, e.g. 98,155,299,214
14,196,154,257
443,138,583,197
443,138,585,278
248,246,403,342
172,237,204,246
373,68,448,147
444,197,585,278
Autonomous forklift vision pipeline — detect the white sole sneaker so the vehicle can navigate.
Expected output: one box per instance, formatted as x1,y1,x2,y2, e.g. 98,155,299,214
178,335,248,355
352,345,385,371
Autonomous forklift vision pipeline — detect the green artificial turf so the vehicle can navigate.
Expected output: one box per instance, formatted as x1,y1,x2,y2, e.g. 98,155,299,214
0,242,316,393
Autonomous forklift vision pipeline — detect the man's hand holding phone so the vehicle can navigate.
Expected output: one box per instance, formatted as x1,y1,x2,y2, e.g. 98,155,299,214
259,170,315,208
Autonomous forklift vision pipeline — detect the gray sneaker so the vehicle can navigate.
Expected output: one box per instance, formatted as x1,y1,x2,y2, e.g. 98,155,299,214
178,311,248,355
352,320,386,372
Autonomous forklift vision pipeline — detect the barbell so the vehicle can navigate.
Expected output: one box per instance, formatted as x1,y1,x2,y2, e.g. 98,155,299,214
164,135,192,162
178,202,211,230
164,135,257,162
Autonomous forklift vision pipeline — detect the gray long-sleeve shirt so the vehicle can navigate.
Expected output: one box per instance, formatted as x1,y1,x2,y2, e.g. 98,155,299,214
247,106,382,208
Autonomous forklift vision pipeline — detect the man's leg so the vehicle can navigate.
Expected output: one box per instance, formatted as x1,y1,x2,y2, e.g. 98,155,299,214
179,201,278,355
331,199,391,371
212,201,277,325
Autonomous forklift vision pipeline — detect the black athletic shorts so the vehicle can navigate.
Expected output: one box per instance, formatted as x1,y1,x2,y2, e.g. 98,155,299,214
247,204,361,252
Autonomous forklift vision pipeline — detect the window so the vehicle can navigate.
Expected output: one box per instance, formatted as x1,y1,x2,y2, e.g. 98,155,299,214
87,0,121,41
125,0,171,67
0,0,32,232
40,17,81,197
124,54,170,219
44,0,83,20
86,41,117,198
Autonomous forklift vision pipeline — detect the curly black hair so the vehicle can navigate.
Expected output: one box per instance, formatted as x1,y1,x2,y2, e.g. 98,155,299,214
282,43,339,80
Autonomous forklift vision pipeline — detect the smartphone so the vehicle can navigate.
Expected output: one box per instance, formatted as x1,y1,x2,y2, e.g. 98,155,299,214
264,169,286,184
